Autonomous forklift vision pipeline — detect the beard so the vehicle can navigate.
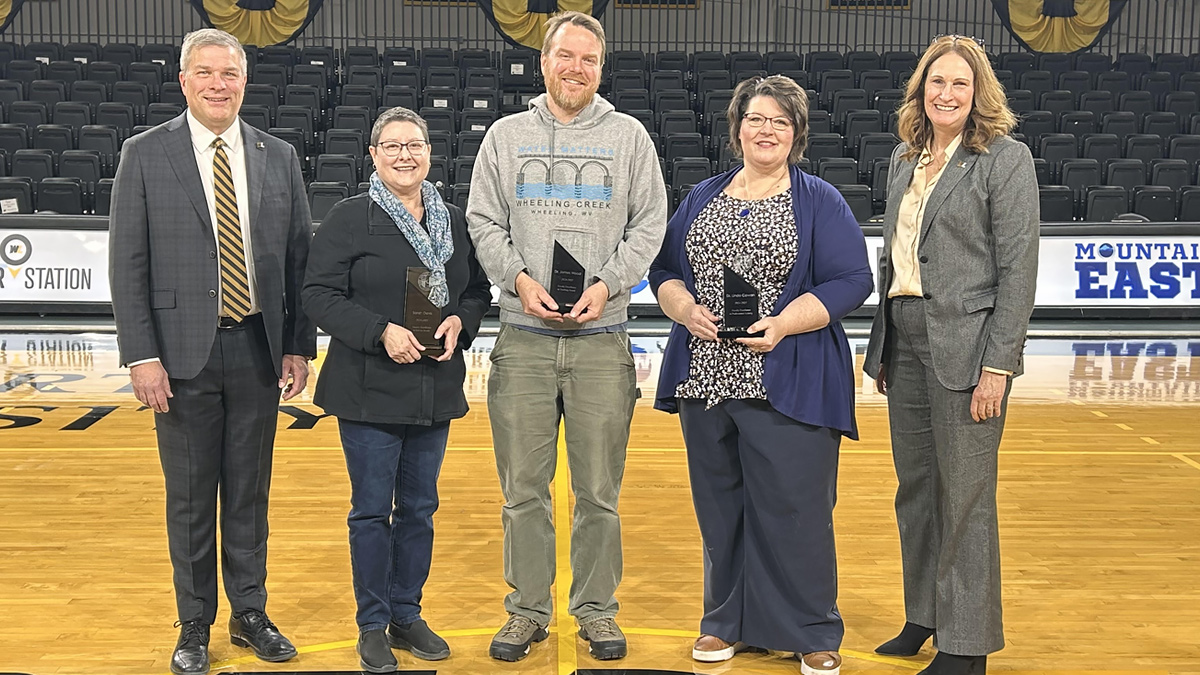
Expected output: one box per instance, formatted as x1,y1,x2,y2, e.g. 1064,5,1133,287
546,73,596,113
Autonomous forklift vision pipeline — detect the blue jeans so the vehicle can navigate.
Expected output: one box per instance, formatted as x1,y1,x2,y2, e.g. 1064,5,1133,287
339,418,450,631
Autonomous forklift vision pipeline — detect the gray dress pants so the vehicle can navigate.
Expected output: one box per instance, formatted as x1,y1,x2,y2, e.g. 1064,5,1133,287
884,296,1008,656
154,316,283,625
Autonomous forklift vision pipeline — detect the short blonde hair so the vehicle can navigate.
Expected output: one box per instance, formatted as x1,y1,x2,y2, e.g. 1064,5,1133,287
541,11,606,67
897,36,1016,160
181,28,246,75
726,75,809,165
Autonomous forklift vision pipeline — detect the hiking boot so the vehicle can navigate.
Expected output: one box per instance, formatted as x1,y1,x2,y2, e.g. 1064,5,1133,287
489,614,548,662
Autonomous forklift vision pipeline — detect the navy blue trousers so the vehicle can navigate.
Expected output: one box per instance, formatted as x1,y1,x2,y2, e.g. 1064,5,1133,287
679,398,844,653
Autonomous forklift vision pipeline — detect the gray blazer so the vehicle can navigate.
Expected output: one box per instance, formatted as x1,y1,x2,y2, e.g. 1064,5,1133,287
863,134,1039,391
109,113,317,380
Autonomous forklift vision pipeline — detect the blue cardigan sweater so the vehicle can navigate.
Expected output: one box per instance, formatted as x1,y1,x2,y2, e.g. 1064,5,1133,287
648,165,873,439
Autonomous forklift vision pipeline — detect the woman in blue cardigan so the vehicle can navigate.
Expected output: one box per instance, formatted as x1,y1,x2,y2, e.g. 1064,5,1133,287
649,75,872,675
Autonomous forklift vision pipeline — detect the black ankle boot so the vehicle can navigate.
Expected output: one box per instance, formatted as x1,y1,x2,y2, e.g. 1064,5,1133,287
917,652,987,675
875,621,935,656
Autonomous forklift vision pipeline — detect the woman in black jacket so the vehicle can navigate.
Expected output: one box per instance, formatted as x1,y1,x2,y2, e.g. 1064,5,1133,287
302,107,491,673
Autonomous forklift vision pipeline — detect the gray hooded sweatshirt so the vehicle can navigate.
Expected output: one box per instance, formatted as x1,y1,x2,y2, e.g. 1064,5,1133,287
466,93,668,330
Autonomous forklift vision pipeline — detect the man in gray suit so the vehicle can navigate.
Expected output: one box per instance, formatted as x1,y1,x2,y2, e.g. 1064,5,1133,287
109,28,315,675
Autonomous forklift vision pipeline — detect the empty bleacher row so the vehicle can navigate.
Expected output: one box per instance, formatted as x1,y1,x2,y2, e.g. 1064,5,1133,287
1,41,1199,223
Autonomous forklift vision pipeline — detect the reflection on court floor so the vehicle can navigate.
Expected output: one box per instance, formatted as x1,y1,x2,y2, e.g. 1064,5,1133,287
2,333,1198,408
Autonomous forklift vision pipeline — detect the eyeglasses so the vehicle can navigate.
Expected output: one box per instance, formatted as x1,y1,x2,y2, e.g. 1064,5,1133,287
375,140,428,157
933,34,985,48
742,113,793,131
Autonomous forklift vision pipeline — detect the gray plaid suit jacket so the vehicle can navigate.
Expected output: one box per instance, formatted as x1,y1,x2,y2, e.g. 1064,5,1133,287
109,112,316,380
863,134,1039,390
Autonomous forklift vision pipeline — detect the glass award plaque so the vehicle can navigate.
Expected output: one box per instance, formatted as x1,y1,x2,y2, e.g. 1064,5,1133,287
405,267,445,358
716,264,765,339
548,241,585,314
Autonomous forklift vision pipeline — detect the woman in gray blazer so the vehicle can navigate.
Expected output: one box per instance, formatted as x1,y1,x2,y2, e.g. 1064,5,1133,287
863,36,1038,675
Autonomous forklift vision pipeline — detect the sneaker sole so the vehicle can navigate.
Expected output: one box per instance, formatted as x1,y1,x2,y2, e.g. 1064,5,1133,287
386,635,450,661
229,636,297,662
359,658,398,673
692,645,736,662
588,645,627,660
800,660,841,675
578,629,627,661
489,627,549,662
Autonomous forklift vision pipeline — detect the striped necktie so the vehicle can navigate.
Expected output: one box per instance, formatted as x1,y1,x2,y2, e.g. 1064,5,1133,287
212,137,251,321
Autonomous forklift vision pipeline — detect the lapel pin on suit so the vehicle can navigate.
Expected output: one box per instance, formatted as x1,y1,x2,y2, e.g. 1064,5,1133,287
956,160,967,168
256,142,265,150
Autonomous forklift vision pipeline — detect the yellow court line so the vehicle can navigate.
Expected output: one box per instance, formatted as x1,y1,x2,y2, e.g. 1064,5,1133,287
1090,410,1109,418
1174,454,1200,472
1141,437,1161,445
1116,423,1133,430
553,421,578,675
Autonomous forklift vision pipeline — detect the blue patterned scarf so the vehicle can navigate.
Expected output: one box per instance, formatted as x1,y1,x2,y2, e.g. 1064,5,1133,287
368,172,454,307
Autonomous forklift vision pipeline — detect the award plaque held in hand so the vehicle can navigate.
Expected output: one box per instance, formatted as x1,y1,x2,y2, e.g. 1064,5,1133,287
405,267,445,358
549,241,585,314
717,264,765,339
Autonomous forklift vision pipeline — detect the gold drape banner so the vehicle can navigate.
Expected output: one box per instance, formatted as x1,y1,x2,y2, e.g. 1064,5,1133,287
189,0,324,47
0,0,26,35
991,0,1128,53
476,0,610,51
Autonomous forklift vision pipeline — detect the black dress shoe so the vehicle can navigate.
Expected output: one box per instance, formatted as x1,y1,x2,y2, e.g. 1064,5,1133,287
228,609,298,662
876,621,935,656
358,628,398,673
171,621,210,675
387,619,450,660
917,652,987,675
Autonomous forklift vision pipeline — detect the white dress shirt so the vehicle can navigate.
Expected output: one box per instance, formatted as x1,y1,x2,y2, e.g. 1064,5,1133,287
887,134,962,299
186,109,259,315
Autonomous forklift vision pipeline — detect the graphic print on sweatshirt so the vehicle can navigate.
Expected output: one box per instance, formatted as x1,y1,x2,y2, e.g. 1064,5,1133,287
514,142,615,216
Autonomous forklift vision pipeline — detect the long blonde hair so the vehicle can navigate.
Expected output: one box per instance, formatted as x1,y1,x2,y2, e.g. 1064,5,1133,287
897,36,1016,160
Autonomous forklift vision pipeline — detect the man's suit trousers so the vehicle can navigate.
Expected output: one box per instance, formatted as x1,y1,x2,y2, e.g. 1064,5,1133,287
154,315,282,624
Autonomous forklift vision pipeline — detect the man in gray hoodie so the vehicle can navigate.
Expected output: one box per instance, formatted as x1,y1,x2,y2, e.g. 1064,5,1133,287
466,10,667,664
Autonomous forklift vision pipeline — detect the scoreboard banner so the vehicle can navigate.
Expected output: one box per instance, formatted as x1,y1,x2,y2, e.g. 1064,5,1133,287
855,235,1200,309
635,234,1200,308
2,220,1197,311
0,229,110,303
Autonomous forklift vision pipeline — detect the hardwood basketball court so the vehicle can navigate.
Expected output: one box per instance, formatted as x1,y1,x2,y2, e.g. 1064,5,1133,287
1,329,1198,674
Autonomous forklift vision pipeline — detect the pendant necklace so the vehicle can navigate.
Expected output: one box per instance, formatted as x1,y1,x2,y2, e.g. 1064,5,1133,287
737,171,787,218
